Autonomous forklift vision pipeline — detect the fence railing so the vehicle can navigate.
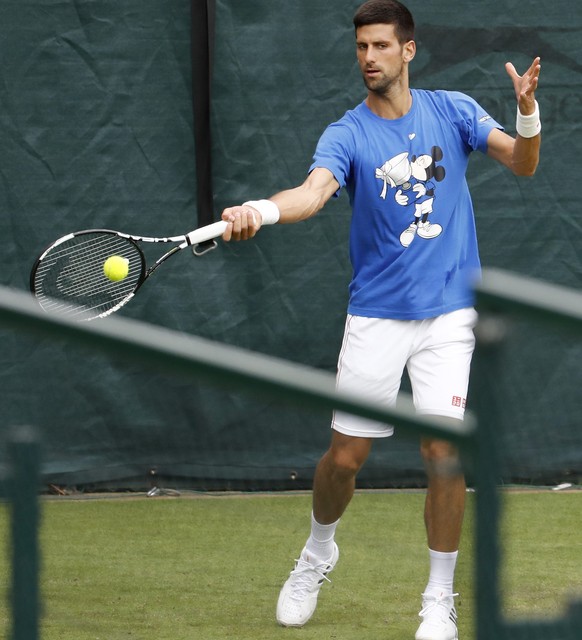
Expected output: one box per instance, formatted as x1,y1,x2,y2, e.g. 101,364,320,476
1,427,41,640
1,267,581,639
474,268,582,640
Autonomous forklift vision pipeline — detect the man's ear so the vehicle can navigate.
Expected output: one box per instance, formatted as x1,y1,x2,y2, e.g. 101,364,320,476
403,40,416,63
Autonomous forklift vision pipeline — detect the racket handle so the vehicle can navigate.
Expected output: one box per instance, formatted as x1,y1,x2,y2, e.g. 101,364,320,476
186,221,228,245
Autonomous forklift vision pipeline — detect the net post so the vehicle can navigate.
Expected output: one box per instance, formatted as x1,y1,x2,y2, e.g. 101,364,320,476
8,426,41,640
471,312,509,640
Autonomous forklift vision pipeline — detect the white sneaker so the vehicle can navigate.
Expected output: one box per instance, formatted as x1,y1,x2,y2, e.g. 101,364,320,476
276,543,339,627
415,592,459,640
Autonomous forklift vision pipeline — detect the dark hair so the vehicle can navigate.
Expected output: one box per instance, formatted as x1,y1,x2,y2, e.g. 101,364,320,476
353,0,415,43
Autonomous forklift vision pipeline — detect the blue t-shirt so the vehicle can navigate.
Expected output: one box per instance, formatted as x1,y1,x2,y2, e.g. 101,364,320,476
309,89,502,320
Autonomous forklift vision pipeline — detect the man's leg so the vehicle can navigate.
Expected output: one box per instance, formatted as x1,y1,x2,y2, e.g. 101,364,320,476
410,308,476,640
416,435,465,640
421,437,466,553
313,431,373,523
276,431,372,627
277,313,402,627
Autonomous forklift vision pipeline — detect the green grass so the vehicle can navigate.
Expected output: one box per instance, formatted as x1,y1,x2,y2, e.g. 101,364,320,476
499,492,582,619
1,491,581,639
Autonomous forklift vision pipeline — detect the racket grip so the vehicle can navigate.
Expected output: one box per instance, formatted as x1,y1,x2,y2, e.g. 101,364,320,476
186,220,228,245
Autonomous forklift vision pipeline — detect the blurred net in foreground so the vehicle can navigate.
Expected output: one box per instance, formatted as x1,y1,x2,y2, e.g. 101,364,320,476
473,269,582,640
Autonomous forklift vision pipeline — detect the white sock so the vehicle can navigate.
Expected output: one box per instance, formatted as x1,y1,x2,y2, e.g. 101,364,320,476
304,511,339,561
425,548,458,596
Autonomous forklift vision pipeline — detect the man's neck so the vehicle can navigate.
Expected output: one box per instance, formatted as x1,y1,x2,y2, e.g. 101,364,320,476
365,85,413,120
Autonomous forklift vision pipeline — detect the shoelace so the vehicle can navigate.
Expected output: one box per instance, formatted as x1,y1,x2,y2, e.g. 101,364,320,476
419,592,459,623
287,557,332,600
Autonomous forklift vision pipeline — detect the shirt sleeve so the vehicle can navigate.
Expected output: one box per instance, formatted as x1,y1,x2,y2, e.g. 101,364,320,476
446,91,504,154
308,120,356,196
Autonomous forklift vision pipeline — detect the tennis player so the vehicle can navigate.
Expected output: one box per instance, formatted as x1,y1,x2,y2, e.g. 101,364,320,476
221,1,541,638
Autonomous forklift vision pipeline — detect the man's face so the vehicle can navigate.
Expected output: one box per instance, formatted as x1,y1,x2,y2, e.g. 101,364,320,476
355,23,414,94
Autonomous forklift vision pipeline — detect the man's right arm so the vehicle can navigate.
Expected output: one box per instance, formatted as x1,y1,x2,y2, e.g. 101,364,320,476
221,167,340,241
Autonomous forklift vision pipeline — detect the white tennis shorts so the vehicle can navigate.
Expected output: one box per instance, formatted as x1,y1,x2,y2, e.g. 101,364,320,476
332,307,478,438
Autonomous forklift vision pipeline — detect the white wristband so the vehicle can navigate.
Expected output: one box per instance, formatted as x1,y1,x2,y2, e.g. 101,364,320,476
516,100,541,138
243,199,280,225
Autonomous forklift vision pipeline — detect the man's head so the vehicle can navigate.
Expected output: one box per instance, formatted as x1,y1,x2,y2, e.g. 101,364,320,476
353,0,416,98
353,0,414,44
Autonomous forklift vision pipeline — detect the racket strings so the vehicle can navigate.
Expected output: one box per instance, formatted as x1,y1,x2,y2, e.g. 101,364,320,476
33,232,144,319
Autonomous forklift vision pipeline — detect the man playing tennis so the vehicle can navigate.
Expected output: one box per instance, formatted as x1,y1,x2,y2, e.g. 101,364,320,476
221,1,541,638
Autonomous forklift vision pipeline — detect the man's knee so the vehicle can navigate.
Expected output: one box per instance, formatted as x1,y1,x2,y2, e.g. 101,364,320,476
420,437,458,460
327,432,372,477
420,438,463,477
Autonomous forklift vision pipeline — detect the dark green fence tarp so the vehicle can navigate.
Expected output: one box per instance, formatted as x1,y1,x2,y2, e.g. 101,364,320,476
1,0,581,489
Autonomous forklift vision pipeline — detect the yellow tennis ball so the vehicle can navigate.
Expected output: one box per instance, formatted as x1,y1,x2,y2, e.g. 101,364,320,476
103,255,129,281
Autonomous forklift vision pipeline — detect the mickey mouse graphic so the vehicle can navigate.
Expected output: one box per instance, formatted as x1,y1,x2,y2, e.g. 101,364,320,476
375,146,446,247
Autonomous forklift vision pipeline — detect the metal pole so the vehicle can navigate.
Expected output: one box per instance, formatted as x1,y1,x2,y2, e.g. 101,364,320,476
472,313,507,640
9,426,41,640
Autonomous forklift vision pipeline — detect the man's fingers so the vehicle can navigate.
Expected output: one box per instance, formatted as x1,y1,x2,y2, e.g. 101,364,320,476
505,61,517,79
505,57,541,109
222,222,233,242
220,206,261,241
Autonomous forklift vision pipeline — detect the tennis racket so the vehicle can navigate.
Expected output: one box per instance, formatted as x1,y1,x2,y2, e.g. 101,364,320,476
30,220,230,321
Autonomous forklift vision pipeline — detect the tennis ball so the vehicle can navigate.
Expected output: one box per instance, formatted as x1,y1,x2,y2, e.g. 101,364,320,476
103,255,129,281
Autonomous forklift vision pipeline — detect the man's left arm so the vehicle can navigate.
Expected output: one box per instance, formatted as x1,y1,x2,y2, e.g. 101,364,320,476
487,56,541,176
